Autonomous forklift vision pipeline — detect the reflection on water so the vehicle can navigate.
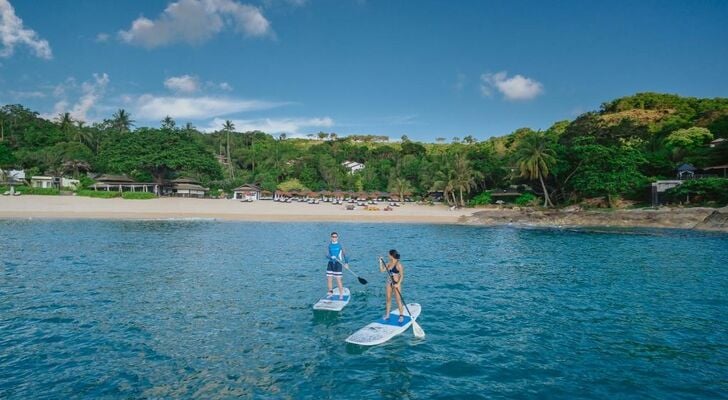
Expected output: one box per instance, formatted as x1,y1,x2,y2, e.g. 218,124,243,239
1,220,726,399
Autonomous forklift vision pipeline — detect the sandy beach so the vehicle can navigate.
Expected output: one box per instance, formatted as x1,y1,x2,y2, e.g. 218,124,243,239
0,195,474,223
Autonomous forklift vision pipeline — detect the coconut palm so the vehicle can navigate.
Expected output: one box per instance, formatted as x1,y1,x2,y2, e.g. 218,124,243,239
222,120,235,179
389,177,413,203
161,115,176,130
452,153,482,207
57,112,74,139
111,109,134,133
513,131,556,207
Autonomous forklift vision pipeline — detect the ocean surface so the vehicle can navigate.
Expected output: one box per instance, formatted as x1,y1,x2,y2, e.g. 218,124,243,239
1,220,726,399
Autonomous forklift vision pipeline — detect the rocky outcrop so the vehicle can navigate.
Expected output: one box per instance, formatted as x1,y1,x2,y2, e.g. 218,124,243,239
462,206,727,232
694,206,728,231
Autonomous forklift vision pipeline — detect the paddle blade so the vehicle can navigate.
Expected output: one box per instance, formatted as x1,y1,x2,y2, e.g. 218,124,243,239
412,321,425,338
357,276,368,285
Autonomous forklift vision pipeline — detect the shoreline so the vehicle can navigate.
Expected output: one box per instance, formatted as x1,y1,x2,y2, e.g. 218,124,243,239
462,206,728,233
1,196,727,232
0,195,471,224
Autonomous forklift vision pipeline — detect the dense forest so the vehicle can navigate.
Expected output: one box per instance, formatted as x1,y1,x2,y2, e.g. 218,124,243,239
1,92,727,207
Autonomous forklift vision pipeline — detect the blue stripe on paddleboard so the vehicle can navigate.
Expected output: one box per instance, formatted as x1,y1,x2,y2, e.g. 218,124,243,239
377,315,411,326
325,295,350,301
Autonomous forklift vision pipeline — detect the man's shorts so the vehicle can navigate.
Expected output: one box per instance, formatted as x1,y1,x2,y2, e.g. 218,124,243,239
326,260,343,277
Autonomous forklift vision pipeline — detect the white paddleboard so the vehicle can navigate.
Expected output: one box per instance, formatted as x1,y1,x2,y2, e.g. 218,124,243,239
313,287,351,311
345,303,421,346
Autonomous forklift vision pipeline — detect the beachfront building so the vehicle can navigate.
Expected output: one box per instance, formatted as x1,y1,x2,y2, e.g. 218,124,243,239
342,161,365,174
165,177,208,198
91,174,158,194
31,176,54,188
233,184,261,201
651,180,683,207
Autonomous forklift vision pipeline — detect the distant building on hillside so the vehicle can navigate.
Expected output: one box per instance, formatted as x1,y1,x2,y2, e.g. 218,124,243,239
709,138,726,148
676,163,697,179
342,161,365,174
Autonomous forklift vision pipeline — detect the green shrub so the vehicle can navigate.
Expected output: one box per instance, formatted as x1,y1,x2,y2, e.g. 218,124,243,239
665,178,728,205
76,190,121,198
515,192,537,206
10,186,60,195
468,191,492,206
122,192,156,200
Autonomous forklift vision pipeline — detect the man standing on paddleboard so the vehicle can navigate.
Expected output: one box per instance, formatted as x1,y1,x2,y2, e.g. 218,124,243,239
326,232,348,300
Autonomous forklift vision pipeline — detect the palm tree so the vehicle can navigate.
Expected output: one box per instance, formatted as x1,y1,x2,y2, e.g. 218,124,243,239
452,153,482,207
70,120,92,145
161,115,176,130
389,177,413,203
463,135,476,145
57,112,75,140
111,109,134,133
62,160,91,178
222,120,235,179
513,131,556,207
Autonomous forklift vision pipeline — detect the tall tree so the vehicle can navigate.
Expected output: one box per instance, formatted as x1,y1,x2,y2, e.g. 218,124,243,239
452,153,482,207
111,109,134,134
513,131,557,207
222,120,235,179
57,112,75,140
161,115,176,130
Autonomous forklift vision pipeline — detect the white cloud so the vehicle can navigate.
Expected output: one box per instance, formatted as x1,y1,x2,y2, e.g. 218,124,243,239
218,82,232,91
203,116,333,134
95,33,110,43
0,0,52,59
263,0,307,7
118,0,272,48
42,73,110,121
133,94,285,120
164,74,199,93
480,71,543,101
453,72,466,92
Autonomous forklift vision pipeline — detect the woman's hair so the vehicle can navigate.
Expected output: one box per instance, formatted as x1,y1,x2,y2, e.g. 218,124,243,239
389,249,400,260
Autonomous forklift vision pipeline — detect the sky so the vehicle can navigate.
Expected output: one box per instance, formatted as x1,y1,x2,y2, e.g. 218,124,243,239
0,0,727,141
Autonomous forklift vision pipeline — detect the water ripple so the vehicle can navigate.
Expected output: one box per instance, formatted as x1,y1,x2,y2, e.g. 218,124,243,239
0,220,726,399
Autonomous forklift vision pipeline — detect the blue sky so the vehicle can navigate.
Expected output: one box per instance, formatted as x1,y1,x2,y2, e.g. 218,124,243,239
0,0,727,141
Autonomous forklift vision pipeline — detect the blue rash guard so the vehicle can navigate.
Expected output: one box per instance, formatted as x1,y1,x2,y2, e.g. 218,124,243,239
327,242,347,263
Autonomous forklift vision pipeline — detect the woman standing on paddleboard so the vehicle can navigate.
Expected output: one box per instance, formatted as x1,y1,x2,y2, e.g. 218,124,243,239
380,249,406,324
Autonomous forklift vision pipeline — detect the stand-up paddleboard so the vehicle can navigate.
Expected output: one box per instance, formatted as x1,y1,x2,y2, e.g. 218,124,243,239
313,288,351,311
345,303,421,346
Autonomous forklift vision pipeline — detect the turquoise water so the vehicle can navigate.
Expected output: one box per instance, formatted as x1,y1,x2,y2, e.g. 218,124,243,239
1,220,727,399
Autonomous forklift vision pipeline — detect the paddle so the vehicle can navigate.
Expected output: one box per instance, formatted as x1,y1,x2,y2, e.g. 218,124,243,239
380,257,425,338
343,263,368,285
